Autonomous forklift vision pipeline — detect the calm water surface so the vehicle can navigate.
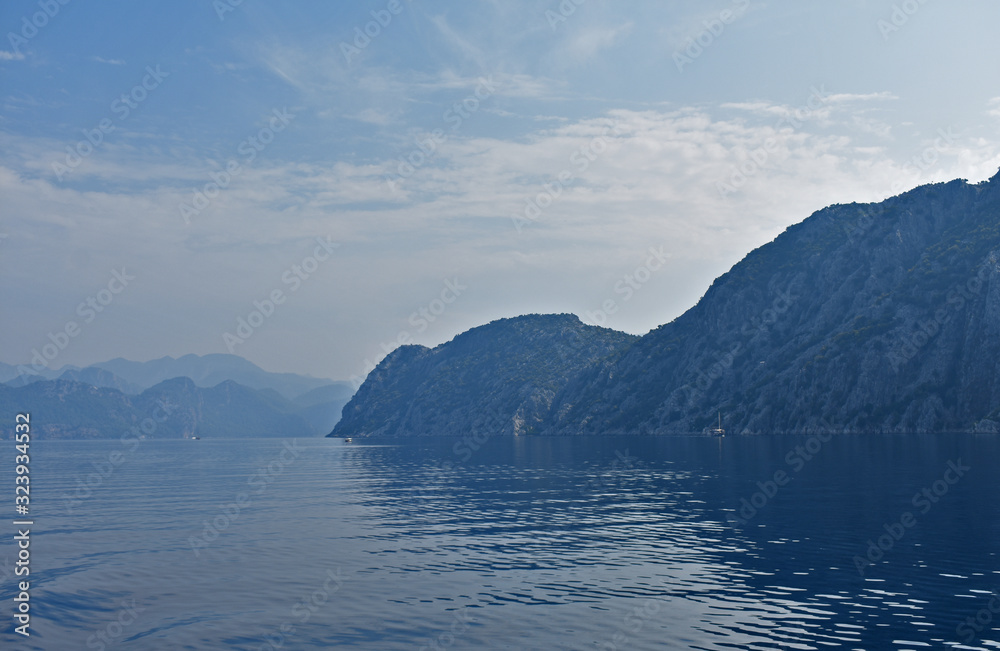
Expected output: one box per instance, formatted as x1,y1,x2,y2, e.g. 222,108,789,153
2,434,999,650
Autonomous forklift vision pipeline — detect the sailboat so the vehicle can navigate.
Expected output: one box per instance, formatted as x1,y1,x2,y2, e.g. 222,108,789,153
710,411,725,437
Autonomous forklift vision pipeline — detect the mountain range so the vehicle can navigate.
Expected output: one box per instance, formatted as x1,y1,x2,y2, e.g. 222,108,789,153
0,354,354,439
332,171,1000,437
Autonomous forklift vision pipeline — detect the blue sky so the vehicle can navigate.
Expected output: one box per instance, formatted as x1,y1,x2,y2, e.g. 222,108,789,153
2,0,1000,380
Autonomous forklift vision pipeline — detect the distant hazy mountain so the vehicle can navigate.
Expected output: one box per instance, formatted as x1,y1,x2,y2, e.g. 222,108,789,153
4,354,349,402
291,383,356,434
0,377,316,440
335,171,1000,436
0,361,72,385
1,352,357,439
91,353,345,401
331,314,637,437
55,367,144,394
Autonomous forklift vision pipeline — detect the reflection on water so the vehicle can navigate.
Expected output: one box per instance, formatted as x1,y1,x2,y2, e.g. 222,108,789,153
1,434,998,649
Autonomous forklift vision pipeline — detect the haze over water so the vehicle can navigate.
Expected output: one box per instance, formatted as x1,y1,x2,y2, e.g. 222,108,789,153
2,434,998,649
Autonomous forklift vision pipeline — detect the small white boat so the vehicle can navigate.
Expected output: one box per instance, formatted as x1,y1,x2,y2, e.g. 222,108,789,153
710,412,725,437
344,437,353,443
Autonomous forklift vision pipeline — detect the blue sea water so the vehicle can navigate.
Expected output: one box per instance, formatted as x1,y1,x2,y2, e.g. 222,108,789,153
2,433,999,650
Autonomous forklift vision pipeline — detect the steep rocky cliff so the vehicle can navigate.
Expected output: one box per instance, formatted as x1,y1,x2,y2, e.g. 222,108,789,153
335,171,1000,436
551,172,1000,434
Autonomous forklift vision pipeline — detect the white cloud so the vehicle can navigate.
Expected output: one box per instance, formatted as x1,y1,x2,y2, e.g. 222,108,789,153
989,97,1000,120
4,100,999,375
825,91,898,103
721,90,901,139
92,56,126,65
0,50,25,61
